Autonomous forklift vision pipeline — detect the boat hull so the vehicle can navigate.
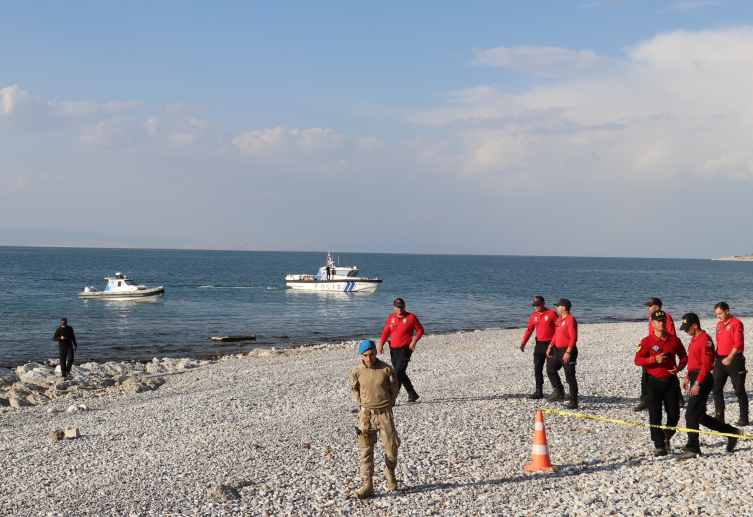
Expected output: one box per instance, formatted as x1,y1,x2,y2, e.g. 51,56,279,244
285,279,381,293
78,287,165,300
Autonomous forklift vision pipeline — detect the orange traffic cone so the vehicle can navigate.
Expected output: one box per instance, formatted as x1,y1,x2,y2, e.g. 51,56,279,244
523,409,554,472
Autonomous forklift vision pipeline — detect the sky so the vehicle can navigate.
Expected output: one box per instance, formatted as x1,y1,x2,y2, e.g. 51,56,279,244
2,0,753,258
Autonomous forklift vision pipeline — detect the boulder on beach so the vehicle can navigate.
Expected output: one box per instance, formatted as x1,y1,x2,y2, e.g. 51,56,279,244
0,368,20,387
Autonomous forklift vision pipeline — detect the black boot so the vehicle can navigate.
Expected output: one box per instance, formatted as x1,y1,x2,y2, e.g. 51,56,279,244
735,416,749,427
407,391,420,403
632,396,648,412
564,395,578,409
546,389,564,402
528,387,544,400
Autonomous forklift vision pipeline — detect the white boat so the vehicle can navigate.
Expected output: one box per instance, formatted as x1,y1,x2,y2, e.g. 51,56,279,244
78,272,165,300
285,253,382,292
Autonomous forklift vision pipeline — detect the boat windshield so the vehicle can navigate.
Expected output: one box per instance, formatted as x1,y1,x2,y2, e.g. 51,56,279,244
124,280,137,285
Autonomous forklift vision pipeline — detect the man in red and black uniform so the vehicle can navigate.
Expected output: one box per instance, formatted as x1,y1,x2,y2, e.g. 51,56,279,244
678,313,739,460
379,298,424,403
545,298,579,409
634,310,687,456
634,297,677,411
521,296,558,400
712,302,748,426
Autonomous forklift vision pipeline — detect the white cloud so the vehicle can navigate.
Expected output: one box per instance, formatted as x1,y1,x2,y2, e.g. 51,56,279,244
232,127,346,158
472,45,612,77
413,27,753,184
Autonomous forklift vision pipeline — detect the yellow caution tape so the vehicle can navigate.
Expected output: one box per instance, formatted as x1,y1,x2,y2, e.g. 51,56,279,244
542,408,753,440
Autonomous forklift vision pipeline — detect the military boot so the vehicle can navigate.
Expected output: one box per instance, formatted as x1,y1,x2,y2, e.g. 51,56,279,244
528,387,544,400
353,476,374,499
632,396,648,412
735,416,749,427
564,395,578,409
385,467,398,491
546,389,564,402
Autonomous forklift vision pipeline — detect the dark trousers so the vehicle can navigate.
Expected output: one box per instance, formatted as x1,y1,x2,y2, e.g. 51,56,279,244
390,346,415,396
533,339,551,390
712,354,748,421
685,370,737,453
646,375,680,448
640,368,648,399
59,344,74,376
546,347,578,396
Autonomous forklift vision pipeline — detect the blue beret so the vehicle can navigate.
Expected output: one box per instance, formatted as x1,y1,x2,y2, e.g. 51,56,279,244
358,340,376,355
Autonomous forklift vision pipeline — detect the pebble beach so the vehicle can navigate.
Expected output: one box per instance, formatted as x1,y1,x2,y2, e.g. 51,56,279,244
2,320,753,517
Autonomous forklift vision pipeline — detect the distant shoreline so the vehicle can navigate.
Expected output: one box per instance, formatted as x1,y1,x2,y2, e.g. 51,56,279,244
712,256,753,261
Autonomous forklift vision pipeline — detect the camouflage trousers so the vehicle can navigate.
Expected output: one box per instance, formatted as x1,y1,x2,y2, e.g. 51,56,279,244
357,407,401,477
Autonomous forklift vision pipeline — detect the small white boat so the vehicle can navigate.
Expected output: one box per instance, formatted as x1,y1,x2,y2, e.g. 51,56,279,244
78,272,165,300
285,253,382,292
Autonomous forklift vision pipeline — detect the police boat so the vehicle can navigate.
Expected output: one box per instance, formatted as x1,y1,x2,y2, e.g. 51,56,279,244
285,252,382,292
78,272,165,300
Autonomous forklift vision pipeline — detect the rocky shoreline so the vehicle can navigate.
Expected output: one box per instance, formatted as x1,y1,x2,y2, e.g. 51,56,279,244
2,321,753,516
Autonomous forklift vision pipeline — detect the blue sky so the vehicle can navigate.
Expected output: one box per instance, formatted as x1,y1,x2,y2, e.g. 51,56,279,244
2,1,753,257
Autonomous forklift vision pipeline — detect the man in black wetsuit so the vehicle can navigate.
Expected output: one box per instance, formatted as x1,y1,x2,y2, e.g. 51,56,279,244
53,318,77,379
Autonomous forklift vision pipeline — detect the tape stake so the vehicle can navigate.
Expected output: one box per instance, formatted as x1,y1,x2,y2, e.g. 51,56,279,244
542,408,753,440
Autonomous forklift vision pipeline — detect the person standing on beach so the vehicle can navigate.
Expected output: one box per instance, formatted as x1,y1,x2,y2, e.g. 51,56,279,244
545,299,579,409
378,298,424,403
349,340,400,499
521,296,558,399
678,313,739,460
53,318,77,380
634,310,687,456
634,297,677,412
711,302,748,426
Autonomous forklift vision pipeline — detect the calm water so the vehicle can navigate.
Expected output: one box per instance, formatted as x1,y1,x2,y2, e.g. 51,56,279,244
2,247,753,368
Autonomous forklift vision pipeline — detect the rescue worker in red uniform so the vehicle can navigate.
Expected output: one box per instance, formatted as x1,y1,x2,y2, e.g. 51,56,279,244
545,298,579,409
634,297,677,411
634,310,687,456
678,313,739,460
521,296,558,399
379,298,424,403
712,302,748,426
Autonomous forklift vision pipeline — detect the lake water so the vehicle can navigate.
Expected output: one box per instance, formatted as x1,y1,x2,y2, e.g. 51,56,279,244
2,246,752,367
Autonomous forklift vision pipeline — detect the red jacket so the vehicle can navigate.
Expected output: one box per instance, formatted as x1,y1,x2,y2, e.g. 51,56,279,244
648,311,676,336
635,332,688,379
380,312,424,349
686,331,716,385
522,309,558,345
715,317,744,356
551,315,577,349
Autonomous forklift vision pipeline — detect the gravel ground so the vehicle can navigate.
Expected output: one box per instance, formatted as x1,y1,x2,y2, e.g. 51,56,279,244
2,319,752,517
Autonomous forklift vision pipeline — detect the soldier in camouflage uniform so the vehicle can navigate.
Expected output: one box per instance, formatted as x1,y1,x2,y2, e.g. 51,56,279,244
349,339,401,499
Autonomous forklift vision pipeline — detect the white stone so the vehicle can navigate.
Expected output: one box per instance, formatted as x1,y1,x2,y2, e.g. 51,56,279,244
16,363,46,375
64,427,80,438
0,368,20,387
66,404,79,413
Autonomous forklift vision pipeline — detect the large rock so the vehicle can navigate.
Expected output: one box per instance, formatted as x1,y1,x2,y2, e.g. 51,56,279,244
19,367,58,388
0,368,20,387
10,382,39,398
16,363,46,375
101,362,134,376
9,396,30,408
145,362,166,374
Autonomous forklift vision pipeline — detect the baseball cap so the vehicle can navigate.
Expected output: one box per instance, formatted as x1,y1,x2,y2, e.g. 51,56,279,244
393,298,405,307
644,297,663,307
61,318,67,324
679,313,700,331
554,299,572,310
651,310,667,322
358,340,376,355
532,296,545,307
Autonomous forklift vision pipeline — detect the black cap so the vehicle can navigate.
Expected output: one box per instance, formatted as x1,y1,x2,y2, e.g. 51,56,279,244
651,310,667,322
554,298,571,310
393,298,405,307
61,318,67,324
532,296,545,307
644,297,663,308
679,313,700,331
